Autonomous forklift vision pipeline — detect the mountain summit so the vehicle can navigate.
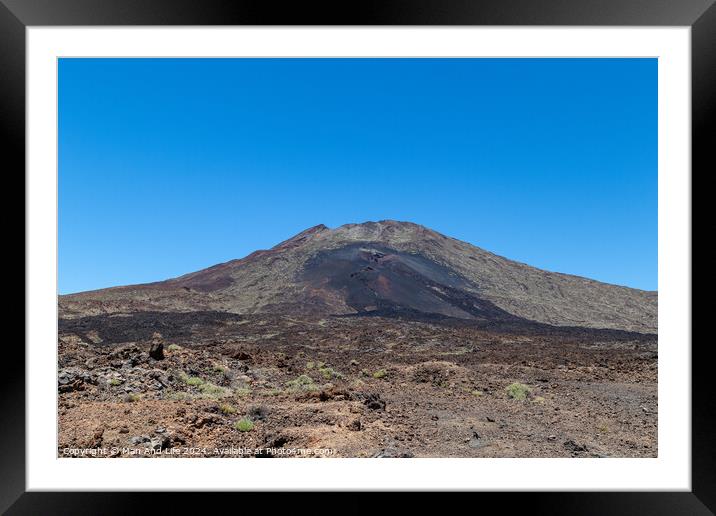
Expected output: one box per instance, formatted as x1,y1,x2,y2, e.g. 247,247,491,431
60,220,657,333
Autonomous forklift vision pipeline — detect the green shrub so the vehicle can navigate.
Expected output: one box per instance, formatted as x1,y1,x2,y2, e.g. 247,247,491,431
306,361,315,370
372,369,388,379
125,393,140,403
177,373,230,398
197,382,232,399
109,378,121,386
318,366,344,380
182,374,204,387
219,403,236,415
167,344,181,352
285,374,318,391
212,363,229,374
234,387,252,398
506,382,531,401
235,418,254,432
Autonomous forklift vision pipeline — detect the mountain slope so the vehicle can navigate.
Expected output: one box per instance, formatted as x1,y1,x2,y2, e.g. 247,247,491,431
59,220,657,333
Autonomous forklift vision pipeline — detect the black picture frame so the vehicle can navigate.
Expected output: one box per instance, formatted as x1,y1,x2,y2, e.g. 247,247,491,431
5,0,712,512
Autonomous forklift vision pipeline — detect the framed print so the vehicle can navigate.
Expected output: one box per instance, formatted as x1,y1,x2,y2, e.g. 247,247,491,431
5,0,713,511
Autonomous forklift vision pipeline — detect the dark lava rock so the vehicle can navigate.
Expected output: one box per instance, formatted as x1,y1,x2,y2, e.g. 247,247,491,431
412,363,451,386
362,393,386,411
58,368,96,392
122,358,139,369
264,434,291,449
150,434,170,451
230,350,252,361
191,414,220,429
347,419,362,431
149,341,164,360
147,369,170,388
564,439,589,453
129,435,150,446
248,405,269,421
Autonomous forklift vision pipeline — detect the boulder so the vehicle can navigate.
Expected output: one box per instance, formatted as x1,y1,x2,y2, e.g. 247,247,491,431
149,341,164,360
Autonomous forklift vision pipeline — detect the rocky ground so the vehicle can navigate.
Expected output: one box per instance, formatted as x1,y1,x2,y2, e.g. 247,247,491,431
58,312,657,458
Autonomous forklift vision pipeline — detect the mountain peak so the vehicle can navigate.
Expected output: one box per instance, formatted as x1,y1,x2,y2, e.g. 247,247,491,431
270,220,444,253
328,219,444,244
338,219,428,230
59,220,657,333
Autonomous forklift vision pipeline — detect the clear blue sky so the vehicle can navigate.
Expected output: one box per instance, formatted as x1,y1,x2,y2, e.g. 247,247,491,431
59,58,657,294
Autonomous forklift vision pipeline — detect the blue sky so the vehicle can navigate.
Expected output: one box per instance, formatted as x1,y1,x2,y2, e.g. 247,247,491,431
59,58,657,294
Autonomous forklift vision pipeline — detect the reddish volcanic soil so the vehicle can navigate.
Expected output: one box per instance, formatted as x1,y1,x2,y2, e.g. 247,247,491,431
58,313,657,458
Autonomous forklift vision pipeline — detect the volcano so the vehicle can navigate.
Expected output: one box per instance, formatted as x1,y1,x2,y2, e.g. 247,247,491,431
59,220,657,333
58,220,659,458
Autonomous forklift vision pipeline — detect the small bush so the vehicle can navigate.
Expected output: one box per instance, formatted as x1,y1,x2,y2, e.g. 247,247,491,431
234,387,252,398
235,418,254,432
372,369,388,379
506,382,531,401
167,344,181,352
125,393,140,403
197,382,232,399
471,390,483,397
183,375,204,387
212,363,229,374
109,378,121,386
165,390,191,401
177,373,230,398
265,388,282,396
286,374,318,391
306,361,315,370
318,366,344,380
219,403,236,415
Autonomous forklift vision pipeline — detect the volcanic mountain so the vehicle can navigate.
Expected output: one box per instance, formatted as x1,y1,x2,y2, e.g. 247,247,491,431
59,221,657,333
